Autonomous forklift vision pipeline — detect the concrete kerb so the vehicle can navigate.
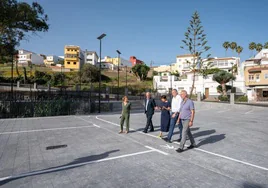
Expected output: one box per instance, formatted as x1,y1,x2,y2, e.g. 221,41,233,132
194,101,268,111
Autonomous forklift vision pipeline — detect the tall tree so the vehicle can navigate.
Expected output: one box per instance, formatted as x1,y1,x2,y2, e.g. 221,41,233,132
263,42,268,49
236,46,243,57
229,42,237,55
248,42,256,57
213,70,236,96
180,11,211,99
0,0,49,66
256,43,263,52
222,42,229,57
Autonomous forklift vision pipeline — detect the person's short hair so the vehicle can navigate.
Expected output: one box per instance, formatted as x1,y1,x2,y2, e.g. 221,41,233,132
122,96,128,102
172,89,178,93
181,90,187,94
160,95,167,100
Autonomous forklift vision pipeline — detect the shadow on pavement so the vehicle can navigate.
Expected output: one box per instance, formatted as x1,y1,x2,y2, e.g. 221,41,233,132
192,129,216,138
197,134,226,147
0,150,119,186
241,182,266,188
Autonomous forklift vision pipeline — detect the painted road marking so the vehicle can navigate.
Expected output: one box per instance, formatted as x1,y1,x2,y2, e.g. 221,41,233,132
160,144,175,150
0,149,154,182
145,146,169,155
97,116,268,171
0,125,96,135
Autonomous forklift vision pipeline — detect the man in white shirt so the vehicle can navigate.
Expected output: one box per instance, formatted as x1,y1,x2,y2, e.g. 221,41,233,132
163,89,182,143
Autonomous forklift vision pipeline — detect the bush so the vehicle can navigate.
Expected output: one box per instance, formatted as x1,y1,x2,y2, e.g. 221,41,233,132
218,95,229,101
236,96,248,102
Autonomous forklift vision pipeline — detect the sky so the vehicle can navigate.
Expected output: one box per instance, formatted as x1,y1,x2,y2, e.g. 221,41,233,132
20,0,268,65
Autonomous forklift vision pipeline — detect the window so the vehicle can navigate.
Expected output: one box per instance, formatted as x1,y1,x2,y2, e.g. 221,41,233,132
248,74,254,81
263,91,268,98
256,74,260,82
67,62,70,64
265,73,268,79
87,59,93,61
73,62,77,65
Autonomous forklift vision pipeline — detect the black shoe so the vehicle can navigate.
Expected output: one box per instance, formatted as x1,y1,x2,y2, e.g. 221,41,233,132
149,129,154,132
177,139,181,142
142,130,147,133
163,138,171,143
187,145,196,149
176,148,183,153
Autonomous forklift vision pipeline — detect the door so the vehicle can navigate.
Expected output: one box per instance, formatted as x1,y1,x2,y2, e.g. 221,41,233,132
205,88,209,99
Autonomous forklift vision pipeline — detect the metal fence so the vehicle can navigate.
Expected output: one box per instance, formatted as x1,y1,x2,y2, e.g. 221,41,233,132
0,90,95,118
0,82,150,118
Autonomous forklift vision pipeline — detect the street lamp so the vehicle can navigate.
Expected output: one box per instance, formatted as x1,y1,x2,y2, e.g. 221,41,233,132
231,62,234,92
97,33,106,113
116,50,121,100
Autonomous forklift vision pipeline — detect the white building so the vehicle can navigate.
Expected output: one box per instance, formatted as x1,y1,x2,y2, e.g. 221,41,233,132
204,57,240,72
44,55,64,66
85,51,99,65
17,49,44,66
153,72,245,99
243,49,268,67
175,54,197,74
96,62,116,70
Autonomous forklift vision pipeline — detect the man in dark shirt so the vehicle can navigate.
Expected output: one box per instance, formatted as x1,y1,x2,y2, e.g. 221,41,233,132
143,92,156,133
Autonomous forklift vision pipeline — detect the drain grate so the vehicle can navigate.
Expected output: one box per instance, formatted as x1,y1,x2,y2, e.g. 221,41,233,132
46,144,67,150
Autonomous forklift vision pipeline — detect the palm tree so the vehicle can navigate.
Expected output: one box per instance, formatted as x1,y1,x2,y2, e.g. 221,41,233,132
256,43,263,52
213,70,236,96
222,42,229,56
229,42,237,55
264,42,268,49
236,46,243,57
248,42,256,57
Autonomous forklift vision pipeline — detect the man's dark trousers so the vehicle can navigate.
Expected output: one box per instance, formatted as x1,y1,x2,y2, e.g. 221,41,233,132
144,111,154,132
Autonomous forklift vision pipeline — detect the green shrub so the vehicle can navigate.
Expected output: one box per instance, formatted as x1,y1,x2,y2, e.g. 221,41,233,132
236,96,248,102
218,95,229,101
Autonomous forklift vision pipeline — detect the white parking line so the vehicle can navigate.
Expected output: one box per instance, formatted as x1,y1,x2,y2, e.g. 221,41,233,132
97,116,268,171
244,109,254,114
0,126,96,135
96,116,159,139
216,109,231,113
0,116,73,121
0,149,154,182
145,146,169,155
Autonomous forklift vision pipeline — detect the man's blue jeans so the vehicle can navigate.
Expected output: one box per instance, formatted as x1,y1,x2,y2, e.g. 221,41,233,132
167,113,182,141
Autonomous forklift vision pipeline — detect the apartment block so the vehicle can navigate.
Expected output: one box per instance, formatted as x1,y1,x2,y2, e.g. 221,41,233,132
17,49,44,66
64,45,84,71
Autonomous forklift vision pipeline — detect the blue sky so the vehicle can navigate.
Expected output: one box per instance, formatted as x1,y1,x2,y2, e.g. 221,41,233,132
20,0,268,65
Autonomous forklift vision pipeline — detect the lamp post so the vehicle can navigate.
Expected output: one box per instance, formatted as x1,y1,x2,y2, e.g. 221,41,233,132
97,33,106,113
231,62,234,92
116,50,121,100
11,53,14,101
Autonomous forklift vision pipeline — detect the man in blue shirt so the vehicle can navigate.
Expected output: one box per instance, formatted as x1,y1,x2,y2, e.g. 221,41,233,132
176,90,196,153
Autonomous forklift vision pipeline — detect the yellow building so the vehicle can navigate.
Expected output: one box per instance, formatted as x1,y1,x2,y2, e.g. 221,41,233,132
103,56,121,66
64,45,84,71
244,65,268,101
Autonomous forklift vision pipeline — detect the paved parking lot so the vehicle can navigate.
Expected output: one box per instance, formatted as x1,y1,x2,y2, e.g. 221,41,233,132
0,103,268,188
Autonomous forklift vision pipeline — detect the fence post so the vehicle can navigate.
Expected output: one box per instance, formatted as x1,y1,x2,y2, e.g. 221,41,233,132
197,92,201,102
230,93,235,105
17,81,20,89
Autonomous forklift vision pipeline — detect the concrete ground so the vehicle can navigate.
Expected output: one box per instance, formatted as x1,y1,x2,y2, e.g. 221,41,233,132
0,103,268,188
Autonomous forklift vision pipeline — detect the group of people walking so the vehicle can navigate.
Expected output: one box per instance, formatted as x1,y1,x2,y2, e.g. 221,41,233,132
119,89,196,152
